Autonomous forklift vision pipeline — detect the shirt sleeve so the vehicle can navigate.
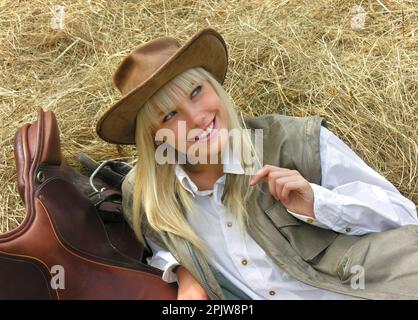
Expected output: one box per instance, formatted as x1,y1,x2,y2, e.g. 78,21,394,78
287,126,418,235
145,235,180,283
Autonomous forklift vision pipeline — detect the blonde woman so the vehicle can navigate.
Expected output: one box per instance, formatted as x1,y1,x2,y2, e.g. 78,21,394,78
96,28,418,300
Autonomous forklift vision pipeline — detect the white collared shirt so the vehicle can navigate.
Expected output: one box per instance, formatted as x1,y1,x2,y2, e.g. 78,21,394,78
145,126,418,300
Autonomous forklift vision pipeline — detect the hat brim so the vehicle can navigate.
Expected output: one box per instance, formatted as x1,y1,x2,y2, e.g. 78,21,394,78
96,28,228,145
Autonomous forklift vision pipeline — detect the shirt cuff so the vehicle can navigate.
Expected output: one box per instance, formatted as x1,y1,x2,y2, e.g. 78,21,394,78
145,248,180,283
308,183,358,235
286,209,330,229
162,261,181,283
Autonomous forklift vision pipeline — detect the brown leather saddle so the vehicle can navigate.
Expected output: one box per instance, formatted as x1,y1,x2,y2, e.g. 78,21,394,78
0,108,177,299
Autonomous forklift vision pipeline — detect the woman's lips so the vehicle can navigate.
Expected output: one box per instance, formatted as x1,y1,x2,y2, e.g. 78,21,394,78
191,115,217,143
202,118,215,131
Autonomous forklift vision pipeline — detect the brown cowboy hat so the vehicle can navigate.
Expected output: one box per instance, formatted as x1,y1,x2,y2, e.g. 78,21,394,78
96,28,228,145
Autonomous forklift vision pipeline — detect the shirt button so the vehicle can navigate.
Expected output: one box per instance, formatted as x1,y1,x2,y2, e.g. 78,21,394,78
306,218,314,224
269,290,276,296
241,259,248,266
227,222,233,227
345,227,352,233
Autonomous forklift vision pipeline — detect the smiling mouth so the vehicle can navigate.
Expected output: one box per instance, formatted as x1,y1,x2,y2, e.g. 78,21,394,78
189,116,217,142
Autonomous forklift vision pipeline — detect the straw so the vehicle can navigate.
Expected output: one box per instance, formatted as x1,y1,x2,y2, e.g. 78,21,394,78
0,0,416,232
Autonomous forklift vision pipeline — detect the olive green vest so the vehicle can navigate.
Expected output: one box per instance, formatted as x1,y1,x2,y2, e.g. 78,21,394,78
122,114,418,300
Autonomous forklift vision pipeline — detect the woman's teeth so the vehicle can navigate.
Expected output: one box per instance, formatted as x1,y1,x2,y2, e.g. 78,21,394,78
195,119,215,141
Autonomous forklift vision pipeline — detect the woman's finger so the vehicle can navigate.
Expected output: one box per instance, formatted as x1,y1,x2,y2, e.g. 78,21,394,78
250,165,295,186
280,178,308,203
267,171,295,199
274,175,301,202
249,165,275,186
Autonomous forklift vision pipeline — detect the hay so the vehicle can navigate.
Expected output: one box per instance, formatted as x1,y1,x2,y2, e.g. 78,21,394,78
0,0,416,232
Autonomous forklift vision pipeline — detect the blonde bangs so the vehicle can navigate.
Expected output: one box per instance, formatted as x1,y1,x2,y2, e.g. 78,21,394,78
141,67,212,129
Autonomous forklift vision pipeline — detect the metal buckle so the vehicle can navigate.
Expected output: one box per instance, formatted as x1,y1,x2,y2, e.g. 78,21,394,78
89,159,114,193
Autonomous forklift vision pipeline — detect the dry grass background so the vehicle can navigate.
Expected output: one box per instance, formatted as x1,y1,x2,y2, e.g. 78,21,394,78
0,0,417,232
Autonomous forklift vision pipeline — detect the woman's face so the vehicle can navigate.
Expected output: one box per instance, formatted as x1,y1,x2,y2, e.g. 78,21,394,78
152,80,229,164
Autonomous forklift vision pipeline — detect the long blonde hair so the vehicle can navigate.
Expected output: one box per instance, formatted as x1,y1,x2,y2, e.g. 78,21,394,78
131,67,262,256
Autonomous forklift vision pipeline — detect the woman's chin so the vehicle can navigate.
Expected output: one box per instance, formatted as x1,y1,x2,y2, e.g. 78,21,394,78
193,145,227,164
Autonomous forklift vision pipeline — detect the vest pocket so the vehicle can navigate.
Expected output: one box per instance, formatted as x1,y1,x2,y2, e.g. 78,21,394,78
265,202,301,227
265,202,338,262
336,237,370,283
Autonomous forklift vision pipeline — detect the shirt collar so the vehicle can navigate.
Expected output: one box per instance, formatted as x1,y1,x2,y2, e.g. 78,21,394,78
175,144,245,197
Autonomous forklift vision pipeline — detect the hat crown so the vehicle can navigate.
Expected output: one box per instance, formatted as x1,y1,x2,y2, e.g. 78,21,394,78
113,37,181,95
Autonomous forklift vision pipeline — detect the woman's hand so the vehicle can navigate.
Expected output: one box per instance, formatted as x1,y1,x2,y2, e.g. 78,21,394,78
176,266,209,300
249,165,315,217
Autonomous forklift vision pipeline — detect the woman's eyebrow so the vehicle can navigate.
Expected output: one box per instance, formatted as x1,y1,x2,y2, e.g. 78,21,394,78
155,107,168,117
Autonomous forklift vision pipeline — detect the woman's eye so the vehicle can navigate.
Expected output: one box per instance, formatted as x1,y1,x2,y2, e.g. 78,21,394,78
191,85,202,98
163,111,177,123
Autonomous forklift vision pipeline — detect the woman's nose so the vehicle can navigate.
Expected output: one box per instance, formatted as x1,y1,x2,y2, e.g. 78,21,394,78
181,105,206,129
